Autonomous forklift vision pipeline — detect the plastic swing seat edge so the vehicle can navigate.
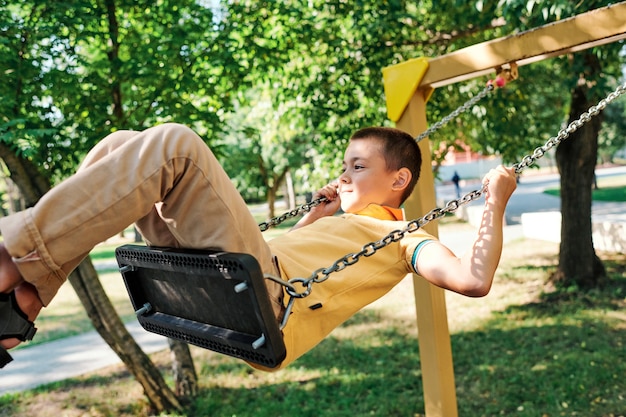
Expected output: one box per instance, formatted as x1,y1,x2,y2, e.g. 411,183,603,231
114,244,286,368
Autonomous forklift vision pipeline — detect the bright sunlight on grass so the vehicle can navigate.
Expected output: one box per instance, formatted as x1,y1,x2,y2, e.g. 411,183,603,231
2,222,625,417
544,173,626,202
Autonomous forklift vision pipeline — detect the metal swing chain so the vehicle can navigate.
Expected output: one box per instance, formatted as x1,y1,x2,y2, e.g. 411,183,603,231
512,82,626,174
276,81,626,311
414,82,495,143
258,199,328,232
257,77,507,232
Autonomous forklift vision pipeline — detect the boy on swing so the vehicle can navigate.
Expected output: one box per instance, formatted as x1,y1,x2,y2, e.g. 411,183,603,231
0,123,517,370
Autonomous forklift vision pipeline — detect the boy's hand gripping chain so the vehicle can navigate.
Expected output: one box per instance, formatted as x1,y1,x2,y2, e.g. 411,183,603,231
0,291,37,368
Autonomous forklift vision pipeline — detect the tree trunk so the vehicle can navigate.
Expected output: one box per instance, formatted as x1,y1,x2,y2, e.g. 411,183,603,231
168,339,198,399
69,260,182,413
284,170,296,210
0,173,24,216
0,143,51,207
266,168,289,219
134,226,143,243
551,58,606,288
1,148,182,412
267,187,276,219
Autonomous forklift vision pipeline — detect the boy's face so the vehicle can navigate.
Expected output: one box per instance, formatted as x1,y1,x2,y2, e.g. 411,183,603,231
338,138,402,213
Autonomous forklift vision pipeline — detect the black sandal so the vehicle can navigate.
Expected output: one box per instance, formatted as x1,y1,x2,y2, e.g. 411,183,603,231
0,291,37,368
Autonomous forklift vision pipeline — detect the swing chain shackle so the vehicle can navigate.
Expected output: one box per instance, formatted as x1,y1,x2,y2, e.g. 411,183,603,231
493,62,519,84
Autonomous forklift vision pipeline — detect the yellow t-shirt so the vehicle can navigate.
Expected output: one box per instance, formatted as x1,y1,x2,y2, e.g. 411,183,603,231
257,204,435,370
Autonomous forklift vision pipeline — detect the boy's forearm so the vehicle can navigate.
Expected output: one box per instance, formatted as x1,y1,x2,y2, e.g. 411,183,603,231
459,199,505,296
457,166,517,296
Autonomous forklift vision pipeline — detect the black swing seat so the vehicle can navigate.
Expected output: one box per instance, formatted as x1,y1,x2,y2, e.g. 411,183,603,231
115,245,286,368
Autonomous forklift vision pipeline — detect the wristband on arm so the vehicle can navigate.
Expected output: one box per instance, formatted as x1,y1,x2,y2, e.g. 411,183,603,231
411,239,435,276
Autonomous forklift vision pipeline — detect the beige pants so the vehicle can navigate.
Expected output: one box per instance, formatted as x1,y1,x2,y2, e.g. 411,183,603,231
0,124,282,311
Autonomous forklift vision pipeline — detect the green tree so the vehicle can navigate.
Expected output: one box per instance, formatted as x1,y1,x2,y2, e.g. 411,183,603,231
598,94,626,164
494,0,624,288
0,0,248,411
218,0,513,197
219,88,314,216
221,0,624,290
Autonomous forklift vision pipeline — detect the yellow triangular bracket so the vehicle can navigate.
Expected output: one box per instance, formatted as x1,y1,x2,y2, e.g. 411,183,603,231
382,57,433,122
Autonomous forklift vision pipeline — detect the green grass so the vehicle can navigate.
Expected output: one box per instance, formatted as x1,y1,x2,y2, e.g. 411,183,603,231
3,202,625,415
544,174,626,201
2,232,625,417
545,184,626,201
592,184,626,201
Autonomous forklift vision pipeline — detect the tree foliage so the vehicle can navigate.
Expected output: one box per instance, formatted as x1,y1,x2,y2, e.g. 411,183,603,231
0,0,242,411
492,0,624,288
218,0,521,190
598,92,626,164
1,0,242,184
217,1,624,193
1,0,625,409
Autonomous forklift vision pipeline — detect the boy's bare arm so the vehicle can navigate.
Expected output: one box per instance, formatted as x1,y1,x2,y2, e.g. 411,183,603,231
416,166,517,297
291,183,340,231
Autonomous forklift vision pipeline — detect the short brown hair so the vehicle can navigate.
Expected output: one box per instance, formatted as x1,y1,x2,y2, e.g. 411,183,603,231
350,126,422,204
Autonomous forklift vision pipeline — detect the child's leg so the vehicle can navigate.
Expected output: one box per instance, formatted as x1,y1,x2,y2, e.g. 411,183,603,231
76,129,182,248
0,123,277,308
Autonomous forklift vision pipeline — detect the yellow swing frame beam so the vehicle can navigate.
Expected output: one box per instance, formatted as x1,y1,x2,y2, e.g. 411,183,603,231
381,3,626,416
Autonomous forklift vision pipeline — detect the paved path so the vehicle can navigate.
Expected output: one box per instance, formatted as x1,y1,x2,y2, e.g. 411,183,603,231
0,322,168,395
1,167,624,395
438,165,626,225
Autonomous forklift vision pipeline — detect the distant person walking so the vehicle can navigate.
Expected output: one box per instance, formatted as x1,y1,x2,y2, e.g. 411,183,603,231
452,171,461,198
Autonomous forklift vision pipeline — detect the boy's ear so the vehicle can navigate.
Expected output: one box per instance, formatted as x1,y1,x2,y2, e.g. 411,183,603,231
392,168,412,191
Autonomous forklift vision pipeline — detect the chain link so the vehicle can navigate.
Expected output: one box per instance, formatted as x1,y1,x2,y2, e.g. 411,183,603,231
415,83,494,143
257,198,328,231
512,83,626,173
281,81,626,301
